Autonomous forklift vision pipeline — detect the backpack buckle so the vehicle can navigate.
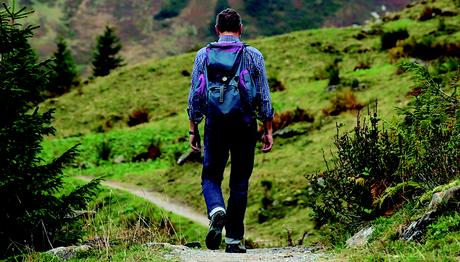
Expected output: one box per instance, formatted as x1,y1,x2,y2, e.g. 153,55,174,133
219,86,224,103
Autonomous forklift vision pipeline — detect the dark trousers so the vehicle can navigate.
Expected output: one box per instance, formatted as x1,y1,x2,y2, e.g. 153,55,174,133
201,116,258,241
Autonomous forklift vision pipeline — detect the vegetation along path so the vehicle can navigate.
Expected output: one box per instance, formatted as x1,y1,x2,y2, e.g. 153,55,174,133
77,177,325,261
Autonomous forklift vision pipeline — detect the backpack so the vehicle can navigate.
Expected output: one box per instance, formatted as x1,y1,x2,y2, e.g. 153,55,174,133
192,42,257,119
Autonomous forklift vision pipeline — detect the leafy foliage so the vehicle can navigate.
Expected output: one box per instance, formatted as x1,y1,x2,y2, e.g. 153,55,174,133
47,37,78,97
380,28,409,50
0,3,99,257
397,62,459,188
91,26,124,77
307,62,459,230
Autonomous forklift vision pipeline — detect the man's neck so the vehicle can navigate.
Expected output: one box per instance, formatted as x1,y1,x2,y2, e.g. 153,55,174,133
218,32,240,38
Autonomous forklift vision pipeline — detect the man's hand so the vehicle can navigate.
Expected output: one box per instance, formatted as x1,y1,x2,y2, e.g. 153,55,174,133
262,133,273,153
190,133,201,152
262,120,273,153
189,121,201,152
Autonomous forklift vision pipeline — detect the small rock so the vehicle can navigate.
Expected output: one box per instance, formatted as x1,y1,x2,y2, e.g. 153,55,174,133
184,241,201,249
177,150,202,165
428,185,460,210
47,245,91,260
326,85,339,92
346,226,374,248
402,210,437,241
145,242,187,250
113,155,126,164
272,128,307,138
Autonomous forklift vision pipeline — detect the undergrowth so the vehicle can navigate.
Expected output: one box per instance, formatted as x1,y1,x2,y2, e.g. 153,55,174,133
307,62,459,236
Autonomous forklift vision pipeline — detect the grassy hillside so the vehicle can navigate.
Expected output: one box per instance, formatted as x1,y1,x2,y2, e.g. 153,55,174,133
40,0,459,248
2,0,409,73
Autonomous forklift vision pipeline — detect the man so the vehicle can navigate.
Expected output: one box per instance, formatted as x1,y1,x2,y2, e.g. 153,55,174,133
187,8,274,253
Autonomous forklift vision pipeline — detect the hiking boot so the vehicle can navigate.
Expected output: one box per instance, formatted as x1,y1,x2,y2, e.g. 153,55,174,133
205,211,226,250
225,242,247,253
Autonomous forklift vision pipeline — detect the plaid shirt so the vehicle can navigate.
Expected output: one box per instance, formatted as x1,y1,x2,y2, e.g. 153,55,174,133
187,35,274,123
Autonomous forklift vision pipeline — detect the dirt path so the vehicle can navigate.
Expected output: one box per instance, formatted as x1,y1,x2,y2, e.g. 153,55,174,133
77,176,209,227
156,243,325,262
78,177,326,262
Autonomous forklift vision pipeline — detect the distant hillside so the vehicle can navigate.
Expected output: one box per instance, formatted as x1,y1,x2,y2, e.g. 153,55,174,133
6,0,409,73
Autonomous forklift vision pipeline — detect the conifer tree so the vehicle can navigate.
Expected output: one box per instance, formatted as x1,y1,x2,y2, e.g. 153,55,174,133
0,3,100,257
91,25,124,77
48,37,78,96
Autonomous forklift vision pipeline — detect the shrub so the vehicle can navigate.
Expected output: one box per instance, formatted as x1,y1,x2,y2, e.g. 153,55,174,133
322,89,364,116
401,36,460,60
308,104,401,227
396,62,459,189
127,108,150,127
96,139,113,163
326,58,342,86
132,144,161,162
306,62,459,231
269,107,315,133
268,77,286,92
381,29,409,50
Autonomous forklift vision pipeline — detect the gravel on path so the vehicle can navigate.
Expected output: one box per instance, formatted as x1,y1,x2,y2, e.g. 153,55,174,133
164,244,325,262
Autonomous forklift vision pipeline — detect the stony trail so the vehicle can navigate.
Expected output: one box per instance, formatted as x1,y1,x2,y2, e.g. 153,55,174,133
77,176,326,262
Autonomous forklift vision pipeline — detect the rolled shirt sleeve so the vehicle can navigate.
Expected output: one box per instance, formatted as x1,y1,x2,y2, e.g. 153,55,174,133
187,48,206,123
251,51,274,122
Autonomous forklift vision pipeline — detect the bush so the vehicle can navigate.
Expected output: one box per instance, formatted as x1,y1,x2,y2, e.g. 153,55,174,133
396,62,459,188
307,62,459,230
96,139,113,163
326,58,342,86
381,29,409,50
269,107,315,133
0,4,100,257
322,89,364,116
308,103,401,227
268,77,286,92
127,108,150,127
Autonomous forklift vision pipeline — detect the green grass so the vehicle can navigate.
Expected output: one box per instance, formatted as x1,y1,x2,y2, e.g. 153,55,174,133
19,177,204,261
38,0,460,250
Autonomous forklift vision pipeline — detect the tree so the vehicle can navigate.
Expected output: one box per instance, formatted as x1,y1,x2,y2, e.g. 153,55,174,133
48,37,78,97
92,25,124,77
0,3,100,257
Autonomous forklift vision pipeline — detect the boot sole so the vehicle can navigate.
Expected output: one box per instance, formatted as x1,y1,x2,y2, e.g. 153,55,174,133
205,229,222,250
205,212,225,250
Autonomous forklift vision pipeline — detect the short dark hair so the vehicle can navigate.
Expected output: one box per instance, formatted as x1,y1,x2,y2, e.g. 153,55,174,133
216,8,242,33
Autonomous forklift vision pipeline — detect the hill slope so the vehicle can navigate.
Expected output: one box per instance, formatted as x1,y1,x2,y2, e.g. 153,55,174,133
41,0,459,245
8,0,409,72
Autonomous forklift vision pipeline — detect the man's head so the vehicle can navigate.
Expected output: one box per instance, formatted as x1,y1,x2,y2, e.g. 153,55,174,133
215,8,243,36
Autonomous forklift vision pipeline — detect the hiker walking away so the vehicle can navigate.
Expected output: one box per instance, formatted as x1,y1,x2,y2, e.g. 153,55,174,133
187,8,274,253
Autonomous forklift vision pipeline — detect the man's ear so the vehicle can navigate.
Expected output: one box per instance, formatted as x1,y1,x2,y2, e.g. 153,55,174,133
239,24,243,35
215,25,220,36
